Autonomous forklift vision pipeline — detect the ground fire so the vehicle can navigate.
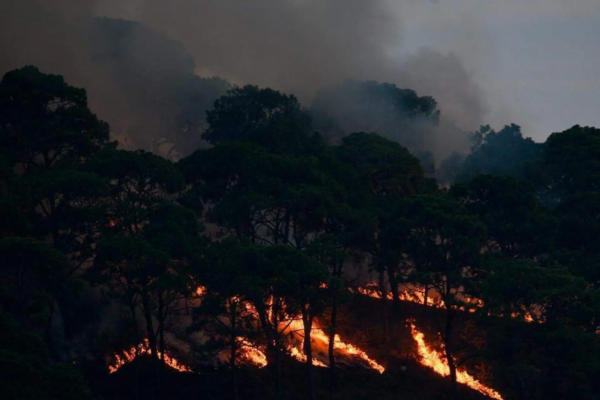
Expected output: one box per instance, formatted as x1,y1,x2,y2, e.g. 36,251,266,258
108,338,192,374
410,322,504,400
108,286,385,374
353,282,539,322
353,282,506,399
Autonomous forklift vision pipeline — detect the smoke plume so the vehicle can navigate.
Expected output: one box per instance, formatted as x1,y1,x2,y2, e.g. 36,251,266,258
0,0,489,159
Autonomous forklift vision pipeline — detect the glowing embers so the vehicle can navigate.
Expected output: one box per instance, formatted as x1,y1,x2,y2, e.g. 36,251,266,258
409,323,503,400
108,338,191,374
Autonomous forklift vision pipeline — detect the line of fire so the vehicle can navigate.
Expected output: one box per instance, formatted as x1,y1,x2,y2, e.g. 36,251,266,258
106,280,546,400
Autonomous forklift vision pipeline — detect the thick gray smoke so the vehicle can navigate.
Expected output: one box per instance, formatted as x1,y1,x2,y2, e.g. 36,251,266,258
0,0,488,160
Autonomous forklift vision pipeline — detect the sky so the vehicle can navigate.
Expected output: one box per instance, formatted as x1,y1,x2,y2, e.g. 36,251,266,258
92,0,600,142
396,0,600,141
1,0,598,144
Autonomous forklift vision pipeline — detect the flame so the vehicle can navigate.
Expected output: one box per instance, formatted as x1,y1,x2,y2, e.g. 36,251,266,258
330,332,385,373
195,286,383,373
352,283,444,308
108,338,191,374
108,286,383,374
410,323,503,400
286,317,385,373
238,338,268,368
354,283,538,321
289,346,328,367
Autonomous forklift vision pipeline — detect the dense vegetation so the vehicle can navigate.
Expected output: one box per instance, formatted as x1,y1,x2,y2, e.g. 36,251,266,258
1,61,600,400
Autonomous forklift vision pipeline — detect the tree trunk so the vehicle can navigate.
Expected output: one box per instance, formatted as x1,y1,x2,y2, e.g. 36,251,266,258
446,347,459,400
128,301,141,400
141,287,159,362
302,309,317,400
387,266,400,317
378,270,390,343
141,285,160,400
444,312,458,400
255,301,282,397
422,284,429,314
328,302,338,390
274,343,283,400
157,292,165,398
158,293,166,363
387,266,400,343
230,335,239,400
230,301,240,400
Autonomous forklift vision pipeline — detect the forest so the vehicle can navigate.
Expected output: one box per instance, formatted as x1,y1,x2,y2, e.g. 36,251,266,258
1,16,600,400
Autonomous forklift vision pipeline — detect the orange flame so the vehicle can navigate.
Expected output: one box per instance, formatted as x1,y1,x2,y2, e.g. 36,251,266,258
109,286,383,374
108,338,191,374
289,346,328,367
354,283,538,320
238,338,268,368
286,317,385,373
410,323,503,400
195,286,383,373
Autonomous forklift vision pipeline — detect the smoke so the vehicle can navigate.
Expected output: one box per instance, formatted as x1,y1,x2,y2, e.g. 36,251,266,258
0,0,489,159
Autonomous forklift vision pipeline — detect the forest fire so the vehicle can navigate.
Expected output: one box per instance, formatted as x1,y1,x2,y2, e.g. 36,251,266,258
410,323,503,400
352,283,444,307
286,317,385,373
354,283,540,321
108,338,192,374
193,286,384,372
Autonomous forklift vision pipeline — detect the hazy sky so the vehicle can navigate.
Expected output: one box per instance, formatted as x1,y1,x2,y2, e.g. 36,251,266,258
396,0,600,141
92,0,600,142
2,0,597,144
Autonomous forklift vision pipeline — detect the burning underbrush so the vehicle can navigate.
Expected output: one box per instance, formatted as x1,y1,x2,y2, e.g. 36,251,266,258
107,286,385,376
104,283,512,400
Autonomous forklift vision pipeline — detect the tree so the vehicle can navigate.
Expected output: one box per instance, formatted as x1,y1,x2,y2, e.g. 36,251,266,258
450,175,556,258
552,192,600,291
395,194,487,399
0,67,112,265
336,132,431,325
87,149,193,396
0,66,113,353
310,80,440,151
458,124,542,184
190,240,260,400
0,311,96,400
543,125,600,201
0,66,110,172
203,85,313,154
481,257,600,399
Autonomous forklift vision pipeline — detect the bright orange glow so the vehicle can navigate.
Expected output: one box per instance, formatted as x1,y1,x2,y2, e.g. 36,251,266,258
354,283,539,321
290,346,328,367
108,286,384,374
238,338,268,368
410,323,503,400
108,338,191,374
197,286,384,373
286,317,385,373
329,331,384,373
